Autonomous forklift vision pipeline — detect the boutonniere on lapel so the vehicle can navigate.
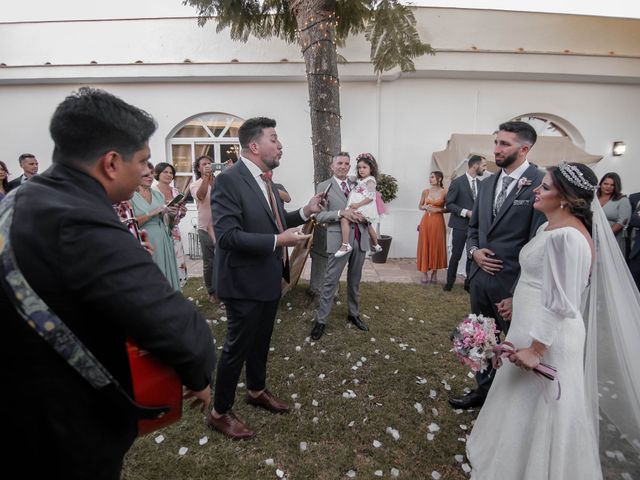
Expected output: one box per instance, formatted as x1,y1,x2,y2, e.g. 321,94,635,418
515,177,532,196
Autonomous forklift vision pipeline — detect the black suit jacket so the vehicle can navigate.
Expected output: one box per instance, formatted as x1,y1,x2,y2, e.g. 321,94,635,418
445,174,476,231
212,160,304,302
467,164,546,294
0,164,215,478
6,175,25,192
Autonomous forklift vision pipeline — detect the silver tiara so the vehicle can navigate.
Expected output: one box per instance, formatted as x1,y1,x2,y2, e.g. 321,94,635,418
558,162,597,192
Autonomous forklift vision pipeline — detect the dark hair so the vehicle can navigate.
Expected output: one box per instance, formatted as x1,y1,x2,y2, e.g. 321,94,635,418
548,163,597,231
355,153,379,180
154,162,175,181
49,87,157,166
0,160,9,192
18,153,35,164
597,172,624,201
333,151,350,161
431,170,444,188
238,117,276,149
193,155,213,179
499,121,537,146
468,155,484,169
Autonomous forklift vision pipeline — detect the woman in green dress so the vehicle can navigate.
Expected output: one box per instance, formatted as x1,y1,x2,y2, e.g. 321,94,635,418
131,162,181,290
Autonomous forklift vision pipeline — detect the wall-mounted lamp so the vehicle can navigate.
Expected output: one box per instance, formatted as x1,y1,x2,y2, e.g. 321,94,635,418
612,141,626,156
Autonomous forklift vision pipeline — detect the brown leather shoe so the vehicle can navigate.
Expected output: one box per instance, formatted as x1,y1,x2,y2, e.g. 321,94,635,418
246,389,290,414
207,411,256,440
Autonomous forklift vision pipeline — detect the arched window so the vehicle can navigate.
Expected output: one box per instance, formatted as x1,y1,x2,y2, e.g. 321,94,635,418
511,113,585,148
167,112,244,194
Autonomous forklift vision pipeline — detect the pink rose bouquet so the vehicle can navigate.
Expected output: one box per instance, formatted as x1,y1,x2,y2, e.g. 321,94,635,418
450,314,499,373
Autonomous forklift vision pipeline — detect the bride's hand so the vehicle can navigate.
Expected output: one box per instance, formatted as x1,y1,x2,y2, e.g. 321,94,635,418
496,297,513,321
509,348,541,371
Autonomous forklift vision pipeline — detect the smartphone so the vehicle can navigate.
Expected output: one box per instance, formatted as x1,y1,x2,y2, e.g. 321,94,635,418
322,183,332,198
166,193,185,207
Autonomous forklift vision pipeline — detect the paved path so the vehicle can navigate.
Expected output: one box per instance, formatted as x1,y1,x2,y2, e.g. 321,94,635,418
186,255,463,285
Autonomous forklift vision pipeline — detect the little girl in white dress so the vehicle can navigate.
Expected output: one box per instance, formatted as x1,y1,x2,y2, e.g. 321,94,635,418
335,153,384,258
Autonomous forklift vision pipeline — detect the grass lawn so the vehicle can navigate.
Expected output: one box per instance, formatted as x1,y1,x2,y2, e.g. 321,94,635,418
123,279,478,480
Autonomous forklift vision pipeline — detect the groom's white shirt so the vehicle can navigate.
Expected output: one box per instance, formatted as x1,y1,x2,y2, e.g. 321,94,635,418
493,160,530,205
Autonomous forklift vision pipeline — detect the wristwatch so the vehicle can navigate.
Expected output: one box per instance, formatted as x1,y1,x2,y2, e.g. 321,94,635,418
468,246,479,258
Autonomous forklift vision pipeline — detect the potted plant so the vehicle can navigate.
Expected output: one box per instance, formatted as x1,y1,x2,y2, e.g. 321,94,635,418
371,173,398,263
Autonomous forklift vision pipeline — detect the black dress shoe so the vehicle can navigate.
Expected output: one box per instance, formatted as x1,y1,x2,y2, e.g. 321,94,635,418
347,315,369,331
310,322,325,340
442,284,453,292
448,391,485,409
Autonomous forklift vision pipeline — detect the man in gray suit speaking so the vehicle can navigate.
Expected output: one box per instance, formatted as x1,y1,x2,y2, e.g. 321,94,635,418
310,152,370,340
449,121,546,410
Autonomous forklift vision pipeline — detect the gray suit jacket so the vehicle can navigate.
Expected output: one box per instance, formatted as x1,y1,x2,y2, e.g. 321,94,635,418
315,178,370,254
445,174,476,231
466,164,546,294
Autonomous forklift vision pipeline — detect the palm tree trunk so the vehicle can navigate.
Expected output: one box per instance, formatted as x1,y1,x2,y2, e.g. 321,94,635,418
290,0,341,185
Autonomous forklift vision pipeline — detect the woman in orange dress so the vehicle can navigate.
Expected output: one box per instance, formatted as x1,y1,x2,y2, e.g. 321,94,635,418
417,171,448,284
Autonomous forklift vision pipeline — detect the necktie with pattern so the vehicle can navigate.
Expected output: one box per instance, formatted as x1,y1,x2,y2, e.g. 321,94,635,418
494,176,515,218
260,173,289,281
471,178,477,200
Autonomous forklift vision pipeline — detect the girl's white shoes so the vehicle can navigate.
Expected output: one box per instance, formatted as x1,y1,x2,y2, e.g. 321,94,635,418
334,243,353,258
372,244,383,253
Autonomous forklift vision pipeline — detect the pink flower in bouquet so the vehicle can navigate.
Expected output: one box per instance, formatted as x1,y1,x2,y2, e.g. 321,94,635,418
450,314,498,373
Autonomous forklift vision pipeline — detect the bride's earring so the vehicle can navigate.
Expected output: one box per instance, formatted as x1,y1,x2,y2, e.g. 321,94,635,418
560,203,566,209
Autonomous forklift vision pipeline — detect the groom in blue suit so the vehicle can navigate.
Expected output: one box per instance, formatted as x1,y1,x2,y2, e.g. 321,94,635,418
449,121,546,409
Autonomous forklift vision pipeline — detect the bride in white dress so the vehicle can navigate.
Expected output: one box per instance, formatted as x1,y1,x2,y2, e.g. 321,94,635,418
467,162,640,479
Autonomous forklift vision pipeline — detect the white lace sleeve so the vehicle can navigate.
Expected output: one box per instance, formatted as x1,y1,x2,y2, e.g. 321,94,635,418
529,229,591,346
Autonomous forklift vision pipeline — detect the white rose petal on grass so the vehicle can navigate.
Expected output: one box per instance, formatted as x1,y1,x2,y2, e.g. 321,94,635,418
300,441,308,452
269,347,275,352
288,373,295,379
346,469,357,478
386,427,401,441
375,305,380,310
284,356,290,361
390,468,400,477
276,318,281,324
373,440,383,448
374,470,383,477
346,352,352,359
294,402,302,410
428,423,440,433
237,383,245,388
467,371,475,378
198,436,208,446
295,346,302,352
265,458,275,466
187,297,194,301
384,355,390,360
414,402,424,414
276,469,285,479
430,390,437,399
220,316,227,322
426,433,435,441
371,337,377,343
621,473,633,480
393,369,399,375
178,447,188,456
312,399,319,407
432,471,441,480
154,435,165,444
432,408,439,417
459,424,468,431
454,454,464,463
318,373,325,380
458,437,467,443
312,416,319,424
462,463,472,474
390,337,395,343
291,393,298,399
348,420,355,427
416,376,427,385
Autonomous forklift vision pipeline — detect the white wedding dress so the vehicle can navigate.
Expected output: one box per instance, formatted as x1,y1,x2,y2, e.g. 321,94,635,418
467,224,602,479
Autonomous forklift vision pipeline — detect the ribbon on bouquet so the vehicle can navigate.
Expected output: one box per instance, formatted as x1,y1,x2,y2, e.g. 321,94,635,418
492,342,562,401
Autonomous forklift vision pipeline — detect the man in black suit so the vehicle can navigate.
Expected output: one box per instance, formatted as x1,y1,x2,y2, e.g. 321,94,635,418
6,153,38,191
448,121,546,409
628,193,640,290
0,88,216,480
209,117,324,439
443,154,487,292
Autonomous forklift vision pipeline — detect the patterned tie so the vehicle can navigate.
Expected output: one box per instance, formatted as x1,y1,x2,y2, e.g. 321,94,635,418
260,173,289,281
494,176,514,218
341,181,349,198
471,178,477,200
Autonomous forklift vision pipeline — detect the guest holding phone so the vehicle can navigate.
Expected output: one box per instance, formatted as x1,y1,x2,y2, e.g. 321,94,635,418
154,162,188,287
131,161,181,290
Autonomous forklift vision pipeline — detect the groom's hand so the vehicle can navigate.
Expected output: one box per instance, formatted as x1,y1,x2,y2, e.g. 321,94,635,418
472,248,503,275
496,297,513,321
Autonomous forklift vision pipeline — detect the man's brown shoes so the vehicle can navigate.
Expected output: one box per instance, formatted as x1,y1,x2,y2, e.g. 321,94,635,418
207,411,255,440
246,389,290,414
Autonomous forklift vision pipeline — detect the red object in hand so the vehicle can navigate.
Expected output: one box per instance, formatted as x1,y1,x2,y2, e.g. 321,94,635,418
127,340,183,436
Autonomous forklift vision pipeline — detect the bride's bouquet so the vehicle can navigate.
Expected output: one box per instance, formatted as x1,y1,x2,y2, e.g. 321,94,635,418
450,314,499,373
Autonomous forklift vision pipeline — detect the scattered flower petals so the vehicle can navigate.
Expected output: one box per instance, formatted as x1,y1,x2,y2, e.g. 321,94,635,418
294,402,302,410
295,346,302,352
454,454,464,463
374,470,383,477
384,355,390,360
432,408,439,417
265,458,275,466
429,390,437,399
414,402,424,414
459,424,468,430
386,427,400,440
375,306,379,310
312,417,319,424
348,421,355,427
416,376,427,385
462,463,472,473
300,441,307,452
391,468,400,477
154,435,165,444
426,433,434,441
178,447,188,455
373,440,382,448
318,373,325,380
371,338,377,343
276,469,285,478
346,469,356,478
312,399,319,407
432,471,441,480
199,436,208,446
343,390,357,399
467,372,475,378
428,423,440,433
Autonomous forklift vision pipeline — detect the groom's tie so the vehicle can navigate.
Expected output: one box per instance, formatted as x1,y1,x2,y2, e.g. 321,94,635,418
493,176,514,218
